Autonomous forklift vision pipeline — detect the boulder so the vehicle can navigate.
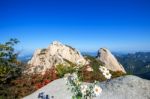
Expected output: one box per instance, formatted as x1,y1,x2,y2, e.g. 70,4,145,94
97,48,126,73
23,75,150,99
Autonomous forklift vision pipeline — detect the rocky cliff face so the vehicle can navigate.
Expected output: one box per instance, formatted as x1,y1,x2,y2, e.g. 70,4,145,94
97,48,126,73
27,41,87,74
27,42,125,74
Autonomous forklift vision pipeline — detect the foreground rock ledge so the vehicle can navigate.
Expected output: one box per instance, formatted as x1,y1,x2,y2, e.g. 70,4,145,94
24,75,150,99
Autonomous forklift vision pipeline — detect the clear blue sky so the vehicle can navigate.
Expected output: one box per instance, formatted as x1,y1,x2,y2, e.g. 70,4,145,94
0,0,150,55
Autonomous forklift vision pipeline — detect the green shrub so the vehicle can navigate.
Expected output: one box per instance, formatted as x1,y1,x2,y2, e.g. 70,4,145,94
84,55,104,71
78,65,106,83
110,71,126,78
56,64,76,78
0,38,21,83
78,65,125,83
78,56,106,82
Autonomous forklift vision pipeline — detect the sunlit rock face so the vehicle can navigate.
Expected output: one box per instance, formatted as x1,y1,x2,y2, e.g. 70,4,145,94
97,48,126,73
24,75,150,99
27,41,87,74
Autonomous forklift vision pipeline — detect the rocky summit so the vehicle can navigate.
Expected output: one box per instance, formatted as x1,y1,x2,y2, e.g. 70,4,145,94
24,75,150,99
27,41,87,74
26,42,126,74
97,48,126,73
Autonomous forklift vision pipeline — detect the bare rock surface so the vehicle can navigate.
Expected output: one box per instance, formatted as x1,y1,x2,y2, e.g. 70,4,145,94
27,41,87,74
24,75,150,99
97,48,126,73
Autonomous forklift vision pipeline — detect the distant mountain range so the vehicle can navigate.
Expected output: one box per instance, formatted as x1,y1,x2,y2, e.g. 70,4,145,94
116,52,150,80
18,54,32,63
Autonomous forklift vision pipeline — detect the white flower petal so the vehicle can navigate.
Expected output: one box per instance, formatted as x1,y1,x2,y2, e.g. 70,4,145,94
103,72,112,79
93,85,102,96
99,66,108,73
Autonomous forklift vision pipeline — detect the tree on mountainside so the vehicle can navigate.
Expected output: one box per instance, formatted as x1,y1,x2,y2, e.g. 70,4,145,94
0,38,21,83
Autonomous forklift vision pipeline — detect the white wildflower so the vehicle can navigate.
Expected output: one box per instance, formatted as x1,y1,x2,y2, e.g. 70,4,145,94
64,73,71,77
64,77,68,84
99,66,109,73
64,77,67,81
103,72,112,79
93,85,102,96
74,79,81,85
72,73,78,79
80,85,88,95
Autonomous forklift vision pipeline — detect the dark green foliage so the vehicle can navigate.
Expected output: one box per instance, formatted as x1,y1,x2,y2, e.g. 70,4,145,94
78,65,125,83
80,56,103,82
78,55,125,82
0,38,21,83
63,59,76,67
55,59,78,78
84,55,104,71
56,64,76,78
0,38,25,99
78,66,106,83
110,71,126,78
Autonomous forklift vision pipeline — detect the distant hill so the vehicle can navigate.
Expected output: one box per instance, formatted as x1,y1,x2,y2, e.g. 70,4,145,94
18,54,32,63
116,52,150,79
82,52,97,56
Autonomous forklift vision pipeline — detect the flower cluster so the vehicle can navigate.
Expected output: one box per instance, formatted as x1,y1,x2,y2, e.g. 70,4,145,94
99,66,112,79
66,66,112,99
65,73,102,99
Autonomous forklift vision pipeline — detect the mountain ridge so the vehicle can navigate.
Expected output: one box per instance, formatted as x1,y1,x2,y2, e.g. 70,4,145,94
25,41,126,74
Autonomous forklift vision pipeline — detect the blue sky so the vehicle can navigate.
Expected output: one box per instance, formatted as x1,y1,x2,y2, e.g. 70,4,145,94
0,0,150,55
